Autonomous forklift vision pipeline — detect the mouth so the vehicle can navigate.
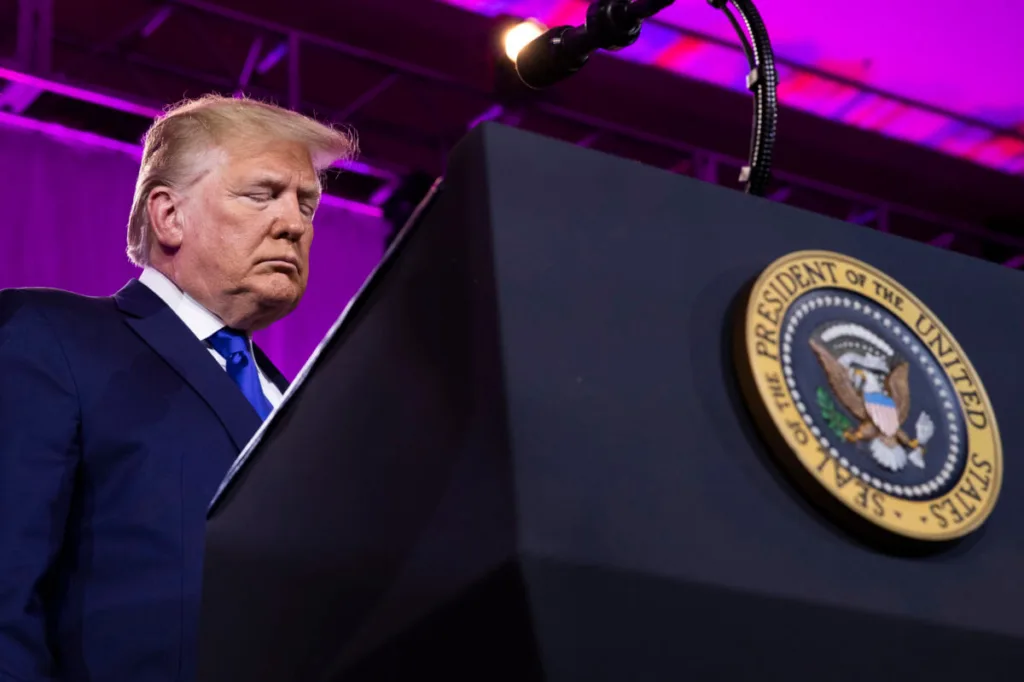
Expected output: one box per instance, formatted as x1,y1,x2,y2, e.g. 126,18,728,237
259,257,300,272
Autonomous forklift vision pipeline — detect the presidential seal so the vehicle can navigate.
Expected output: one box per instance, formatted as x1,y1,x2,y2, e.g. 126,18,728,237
736,250,1002,542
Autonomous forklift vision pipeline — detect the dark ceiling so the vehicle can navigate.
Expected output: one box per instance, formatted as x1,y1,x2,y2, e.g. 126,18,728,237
2,0,1023,262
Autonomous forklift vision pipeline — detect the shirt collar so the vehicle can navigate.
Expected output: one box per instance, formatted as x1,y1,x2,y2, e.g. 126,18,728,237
138,266,227,343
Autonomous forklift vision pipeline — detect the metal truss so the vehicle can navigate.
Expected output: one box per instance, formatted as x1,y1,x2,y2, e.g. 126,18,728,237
2,0,1023,267
2,0,51,113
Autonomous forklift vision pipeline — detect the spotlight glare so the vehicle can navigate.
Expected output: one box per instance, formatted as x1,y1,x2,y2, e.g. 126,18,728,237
503,19,546,62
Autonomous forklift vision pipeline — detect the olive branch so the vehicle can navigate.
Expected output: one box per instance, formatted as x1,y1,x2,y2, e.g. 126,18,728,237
816,386,852,439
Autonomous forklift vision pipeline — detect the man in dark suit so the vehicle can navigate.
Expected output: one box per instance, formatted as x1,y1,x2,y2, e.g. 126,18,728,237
0,94,355,681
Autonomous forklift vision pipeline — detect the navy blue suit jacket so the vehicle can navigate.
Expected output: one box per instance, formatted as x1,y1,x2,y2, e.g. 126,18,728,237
0,279,288,682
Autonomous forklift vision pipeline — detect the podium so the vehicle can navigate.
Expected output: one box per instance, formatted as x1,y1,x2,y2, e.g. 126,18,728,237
198,123,1024,681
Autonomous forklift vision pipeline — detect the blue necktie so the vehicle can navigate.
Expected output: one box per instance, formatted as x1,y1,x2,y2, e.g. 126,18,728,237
207,328,274,420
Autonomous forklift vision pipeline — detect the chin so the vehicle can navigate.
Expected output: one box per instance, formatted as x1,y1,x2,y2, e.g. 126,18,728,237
256,279,304,311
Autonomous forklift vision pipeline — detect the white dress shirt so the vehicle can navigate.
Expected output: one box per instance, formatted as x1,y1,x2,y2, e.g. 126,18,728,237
139,267,284,408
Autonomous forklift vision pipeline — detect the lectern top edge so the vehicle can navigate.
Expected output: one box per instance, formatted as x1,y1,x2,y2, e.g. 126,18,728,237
206,178,447,516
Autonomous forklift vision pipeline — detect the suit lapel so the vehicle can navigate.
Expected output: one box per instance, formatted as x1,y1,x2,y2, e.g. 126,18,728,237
114,279,263,452
253,344,290,395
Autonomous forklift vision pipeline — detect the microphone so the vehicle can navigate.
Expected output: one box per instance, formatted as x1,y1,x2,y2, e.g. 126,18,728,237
514,0,675,89
512,0,778,198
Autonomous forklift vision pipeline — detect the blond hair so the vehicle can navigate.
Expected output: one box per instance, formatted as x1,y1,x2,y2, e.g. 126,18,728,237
126,94,357,266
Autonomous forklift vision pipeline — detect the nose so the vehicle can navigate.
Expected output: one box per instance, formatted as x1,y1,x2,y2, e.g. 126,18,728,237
271,193,310,242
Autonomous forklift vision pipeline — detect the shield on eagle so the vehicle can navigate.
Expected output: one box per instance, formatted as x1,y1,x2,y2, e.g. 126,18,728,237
864,392,900,438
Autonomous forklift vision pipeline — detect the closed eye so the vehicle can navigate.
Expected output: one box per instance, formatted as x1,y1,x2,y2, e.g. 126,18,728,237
243,187,317,216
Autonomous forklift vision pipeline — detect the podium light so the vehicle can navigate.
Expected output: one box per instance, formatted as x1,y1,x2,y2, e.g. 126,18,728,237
502,19,546,62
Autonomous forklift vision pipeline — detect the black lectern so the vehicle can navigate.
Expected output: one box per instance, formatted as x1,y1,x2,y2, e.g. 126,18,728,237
199,123,1024,681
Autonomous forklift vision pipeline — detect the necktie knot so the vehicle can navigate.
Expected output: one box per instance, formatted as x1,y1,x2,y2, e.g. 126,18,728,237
206,328,273,420
207,328,250,361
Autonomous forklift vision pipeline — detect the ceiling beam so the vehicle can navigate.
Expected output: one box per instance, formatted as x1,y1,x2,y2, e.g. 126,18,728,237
4,0,1022,257
237,36,263,90
0,81,43,113
16,0,53,74
141,7,174,38
171,0,477,93
336,73,400,122
847,209,878,225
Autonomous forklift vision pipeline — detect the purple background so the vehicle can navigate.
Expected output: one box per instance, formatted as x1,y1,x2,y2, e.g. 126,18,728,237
444,0,1024,173
0,118,388,381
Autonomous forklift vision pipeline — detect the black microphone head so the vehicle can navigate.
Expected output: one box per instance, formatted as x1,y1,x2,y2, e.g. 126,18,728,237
514,26,590,90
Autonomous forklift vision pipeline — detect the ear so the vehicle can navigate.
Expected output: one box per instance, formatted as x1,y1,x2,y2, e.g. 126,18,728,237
147,186,184,250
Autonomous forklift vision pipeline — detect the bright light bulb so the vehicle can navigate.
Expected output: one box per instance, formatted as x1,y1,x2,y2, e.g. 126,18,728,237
503,19,547,62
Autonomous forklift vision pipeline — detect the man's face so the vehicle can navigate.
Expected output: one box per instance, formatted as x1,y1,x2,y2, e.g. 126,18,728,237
175,138,319,330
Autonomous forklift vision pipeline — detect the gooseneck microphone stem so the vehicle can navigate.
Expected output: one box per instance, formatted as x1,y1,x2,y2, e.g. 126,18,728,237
513,0,778,197
710,0,778,197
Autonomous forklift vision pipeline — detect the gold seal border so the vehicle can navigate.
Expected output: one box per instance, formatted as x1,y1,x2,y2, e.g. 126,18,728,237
738,250,1003,542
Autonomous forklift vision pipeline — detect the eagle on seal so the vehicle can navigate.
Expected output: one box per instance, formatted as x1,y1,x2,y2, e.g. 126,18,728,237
809,336,931,472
